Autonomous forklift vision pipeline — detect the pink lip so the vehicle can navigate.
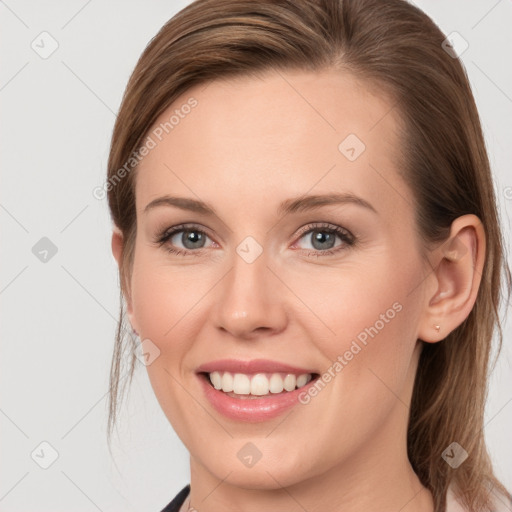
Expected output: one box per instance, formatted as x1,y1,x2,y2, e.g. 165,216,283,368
196,359,319,422
198,375,318,422
196,358,316,375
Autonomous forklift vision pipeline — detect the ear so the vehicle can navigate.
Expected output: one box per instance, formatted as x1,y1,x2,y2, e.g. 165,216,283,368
111,225,137,332
111,224,124,266
417,214,486,343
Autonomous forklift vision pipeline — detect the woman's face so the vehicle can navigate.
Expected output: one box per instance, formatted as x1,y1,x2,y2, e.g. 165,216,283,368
125,69,432,489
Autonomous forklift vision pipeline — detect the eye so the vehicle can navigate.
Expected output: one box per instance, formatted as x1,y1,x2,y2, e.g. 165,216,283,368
154,224,215,256
293,222,355,256
154,222,356,257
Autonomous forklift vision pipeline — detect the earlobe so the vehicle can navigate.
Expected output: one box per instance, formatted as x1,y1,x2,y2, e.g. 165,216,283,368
417,214,485,343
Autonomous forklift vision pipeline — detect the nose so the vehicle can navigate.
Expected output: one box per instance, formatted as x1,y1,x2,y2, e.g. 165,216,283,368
212,247,288,340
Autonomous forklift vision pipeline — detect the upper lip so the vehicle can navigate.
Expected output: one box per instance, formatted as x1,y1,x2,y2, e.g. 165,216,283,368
196,359,317,375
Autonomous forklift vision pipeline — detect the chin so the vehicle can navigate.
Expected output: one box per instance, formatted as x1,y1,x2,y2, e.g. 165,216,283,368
192,441,317,490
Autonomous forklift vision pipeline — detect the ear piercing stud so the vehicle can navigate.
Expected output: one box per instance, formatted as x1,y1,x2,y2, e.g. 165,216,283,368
434,325,440,333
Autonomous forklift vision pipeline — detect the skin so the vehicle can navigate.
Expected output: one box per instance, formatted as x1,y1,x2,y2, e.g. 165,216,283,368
112,68,485,512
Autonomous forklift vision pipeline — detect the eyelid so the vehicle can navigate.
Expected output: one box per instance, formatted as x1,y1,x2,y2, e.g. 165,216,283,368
154,221,355,256
294,222,353,240
291,222,355,251
156,223,212,240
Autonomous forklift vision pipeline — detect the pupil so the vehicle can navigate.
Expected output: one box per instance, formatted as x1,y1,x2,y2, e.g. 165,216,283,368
183,231,204,249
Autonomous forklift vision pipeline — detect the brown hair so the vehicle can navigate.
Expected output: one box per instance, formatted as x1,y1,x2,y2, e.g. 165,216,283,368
105,0,511,510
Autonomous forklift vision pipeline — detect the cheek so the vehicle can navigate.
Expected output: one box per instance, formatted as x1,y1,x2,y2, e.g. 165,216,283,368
283,264,421,466
287,255,422,406
285,254,417,351
130,250,210,350
129,252,206,439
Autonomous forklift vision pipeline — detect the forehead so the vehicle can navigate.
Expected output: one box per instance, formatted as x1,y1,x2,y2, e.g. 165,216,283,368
135,68,410,218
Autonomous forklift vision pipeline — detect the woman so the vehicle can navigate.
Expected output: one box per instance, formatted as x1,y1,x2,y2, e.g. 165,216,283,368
105,0,511,510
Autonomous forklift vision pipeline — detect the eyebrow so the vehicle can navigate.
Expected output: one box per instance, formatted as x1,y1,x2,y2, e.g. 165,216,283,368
143,192,377,216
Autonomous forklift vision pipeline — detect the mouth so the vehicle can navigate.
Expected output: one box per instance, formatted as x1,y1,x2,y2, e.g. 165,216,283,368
195,359,321,421
198,370,320,399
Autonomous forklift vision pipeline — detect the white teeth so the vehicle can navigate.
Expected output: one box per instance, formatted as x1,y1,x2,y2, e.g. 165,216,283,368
250,374,269,396
207,371,313,396
210,371,222,390
221,372,234,392
269,373,284,393
283,374,296,391
296,374,308,388
233,373,251,394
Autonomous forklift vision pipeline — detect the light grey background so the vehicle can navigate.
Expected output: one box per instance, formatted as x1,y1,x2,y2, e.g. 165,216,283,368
1,1,511,510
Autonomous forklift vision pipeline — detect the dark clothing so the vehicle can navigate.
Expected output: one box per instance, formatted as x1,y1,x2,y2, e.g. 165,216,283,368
160,484,190,512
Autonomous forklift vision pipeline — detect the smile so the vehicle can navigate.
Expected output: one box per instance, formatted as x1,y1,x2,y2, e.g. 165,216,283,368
196,359,321,421
206,371,314,397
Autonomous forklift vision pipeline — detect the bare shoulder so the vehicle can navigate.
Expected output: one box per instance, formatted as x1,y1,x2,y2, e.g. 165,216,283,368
488,488,512,512
446,485,512,512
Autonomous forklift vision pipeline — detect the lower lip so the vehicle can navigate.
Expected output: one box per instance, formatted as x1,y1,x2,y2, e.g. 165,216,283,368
197,374,318,422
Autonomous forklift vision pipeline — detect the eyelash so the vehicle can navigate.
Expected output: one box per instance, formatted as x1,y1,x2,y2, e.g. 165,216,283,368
153,222,356,258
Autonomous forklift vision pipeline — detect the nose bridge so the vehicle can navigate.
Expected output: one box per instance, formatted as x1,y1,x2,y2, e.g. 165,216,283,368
213,241,286,337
